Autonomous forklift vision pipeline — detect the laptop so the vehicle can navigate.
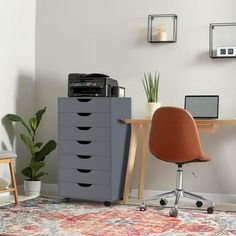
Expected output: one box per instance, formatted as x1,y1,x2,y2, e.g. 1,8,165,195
184,95,219,119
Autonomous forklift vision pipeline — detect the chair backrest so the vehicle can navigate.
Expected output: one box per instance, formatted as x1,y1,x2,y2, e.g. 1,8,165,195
149,106,206,163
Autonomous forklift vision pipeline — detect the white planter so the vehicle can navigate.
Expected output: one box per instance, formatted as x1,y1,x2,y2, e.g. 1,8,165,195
148,102,162,117
24,180,41,196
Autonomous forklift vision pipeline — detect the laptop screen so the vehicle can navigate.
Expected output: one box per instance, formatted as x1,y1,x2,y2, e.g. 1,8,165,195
184,95,219,119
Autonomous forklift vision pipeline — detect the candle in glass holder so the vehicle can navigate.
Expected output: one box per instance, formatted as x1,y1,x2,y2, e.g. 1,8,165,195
157,23,167,41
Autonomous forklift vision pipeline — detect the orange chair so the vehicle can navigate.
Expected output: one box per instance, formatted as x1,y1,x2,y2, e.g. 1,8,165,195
140,107,214,217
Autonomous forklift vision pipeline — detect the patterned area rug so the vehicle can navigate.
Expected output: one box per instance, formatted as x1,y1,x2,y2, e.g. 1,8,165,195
0,196,236,236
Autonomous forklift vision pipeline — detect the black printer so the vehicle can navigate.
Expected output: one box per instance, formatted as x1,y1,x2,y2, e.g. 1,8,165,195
68,73,124,97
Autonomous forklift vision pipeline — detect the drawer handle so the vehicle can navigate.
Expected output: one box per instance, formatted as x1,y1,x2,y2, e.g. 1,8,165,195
77,140,91,144
77,113,91,117
77,169,92,173
77,183,92,187
77,127,91,130
77,99,91,102
77,155,92,159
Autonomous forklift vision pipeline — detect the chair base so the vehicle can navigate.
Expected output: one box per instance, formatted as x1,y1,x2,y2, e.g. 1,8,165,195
140,166,214,216
151,188,214,208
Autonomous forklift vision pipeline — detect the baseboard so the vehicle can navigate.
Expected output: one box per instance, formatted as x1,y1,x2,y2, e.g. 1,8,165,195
130,189,236,204
16,184,236,204
41,183,58,194
17,183,58,195
17,184,23,194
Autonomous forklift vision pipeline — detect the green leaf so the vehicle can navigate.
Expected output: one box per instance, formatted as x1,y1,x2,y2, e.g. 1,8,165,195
5,114,32,136
30,161,45,180
34,142,43,149
31,161,45,172
142,73,150,101
20,134,34,158
142,72,160,102
35,107,46,129
35,140,57,162
21,167,32,179
29,117,37,133
35,172,48,180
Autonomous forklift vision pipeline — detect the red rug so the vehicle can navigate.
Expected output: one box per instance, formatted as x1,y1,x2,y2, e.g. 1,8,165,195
0,196,235,235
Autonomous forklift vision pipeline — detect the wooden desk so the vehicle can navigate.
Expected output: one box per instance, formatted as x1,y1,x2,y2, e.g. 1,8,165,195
122,118,236,204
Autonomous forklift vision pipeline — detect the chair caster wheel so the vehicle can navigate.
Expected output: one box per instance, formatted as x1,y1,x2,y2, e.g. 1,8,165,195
64,198,70,203
104,201,111,206
196,201,203,207
139,203,147,211
160,198,168,206
169,208,178,217
207,206,214,214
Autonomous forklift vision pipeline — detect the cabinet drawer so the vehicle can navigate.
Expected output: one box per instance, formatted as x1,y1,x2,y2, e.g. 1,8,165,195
59,155,110,171
59,182,110,200
58,98,110,113
59,141,110,156
59,113,110,127
59,169,110,185
59,127,110,141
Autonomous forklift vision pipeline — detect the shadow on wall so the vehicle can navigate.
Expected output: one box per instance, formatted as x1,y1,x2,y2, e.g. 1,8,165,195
200,127,236,194
2,72,35,185
34,71,67,184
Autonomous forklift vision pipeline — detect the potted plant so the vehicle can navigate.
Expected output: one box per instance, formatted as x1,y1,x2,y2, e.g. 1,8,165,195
5,107,57,196
142,72,161,117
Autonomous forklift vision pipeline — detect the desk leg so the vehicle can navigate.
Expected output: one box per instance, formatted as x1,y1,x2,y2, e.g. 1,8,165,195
123,124,139,204
138,123,149,200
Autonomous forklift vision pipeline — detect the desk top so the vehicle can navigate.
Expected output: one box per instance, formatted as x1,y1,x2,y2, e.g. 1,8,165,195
124,118,236,126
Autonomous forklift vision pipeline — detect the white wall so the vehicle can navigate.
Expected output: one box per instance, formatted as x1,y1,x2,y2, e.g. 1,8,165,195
0,0,36,184
35,0,236,195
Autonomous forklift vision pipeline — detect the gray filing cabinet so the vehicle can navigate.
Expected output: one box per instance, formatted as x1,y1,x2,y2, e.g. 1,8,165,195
58,97,131,204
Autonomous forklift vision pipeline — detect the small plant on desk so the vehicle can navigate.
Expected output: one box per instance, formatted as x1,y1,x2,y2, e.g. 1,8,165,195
142,72,161,117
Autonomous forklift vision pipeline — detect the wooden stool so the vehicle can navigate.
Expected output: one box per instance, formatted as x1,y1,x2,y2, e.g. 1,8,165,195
0,151,19,204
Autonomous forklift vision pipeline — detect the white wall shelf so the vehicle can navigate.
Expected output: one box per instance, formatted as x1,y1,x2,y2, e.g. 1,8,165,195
147,14,177,43
209,23,236,58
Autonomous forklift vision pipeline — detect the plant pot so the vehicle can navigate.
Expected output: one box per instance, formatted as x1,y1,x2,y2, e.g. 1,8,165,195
148,102,161,118
24,180,41,196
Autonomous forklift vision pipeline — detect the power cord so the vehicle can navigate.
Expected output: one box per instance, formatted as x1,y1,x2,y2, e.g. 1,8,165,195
186,164,198,180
